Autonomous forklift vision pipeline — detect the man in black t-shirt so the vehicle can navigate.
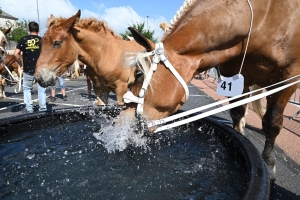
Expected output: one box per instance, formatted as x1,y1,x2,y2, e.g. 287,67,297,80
14,22,47,113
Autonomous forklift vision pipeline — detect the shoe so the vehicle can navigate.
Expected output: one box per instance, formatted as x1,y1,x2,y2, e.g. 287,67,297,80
39,108,47,112
22,109,33,114
63,96,67,101
50,96,55,102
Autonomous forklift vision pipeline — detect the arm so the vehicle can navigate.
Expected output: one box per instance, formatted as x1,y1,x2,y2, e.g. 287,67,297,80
13,48,23,69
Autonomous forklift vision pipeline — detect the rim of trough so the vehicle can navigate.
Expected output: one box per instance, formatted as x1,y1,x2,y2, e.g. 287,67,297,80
0,106,270,199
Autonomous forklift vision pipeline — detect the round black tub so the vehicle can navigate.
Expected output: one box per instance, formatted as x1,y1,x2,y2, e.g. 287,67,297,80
0,107,270,199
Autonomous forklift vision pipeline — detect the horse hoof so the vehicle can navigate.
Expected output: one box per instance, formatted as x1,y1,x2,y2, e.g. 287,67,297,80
117,102,125,106
93,100,105,106
266,164,276,181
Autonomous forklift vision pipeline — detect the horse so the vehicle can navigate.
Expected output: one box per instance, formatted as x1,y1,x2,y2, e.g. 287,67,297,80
0,55,22,98
34,10,144,105
0,28,12,98
117,0,300,180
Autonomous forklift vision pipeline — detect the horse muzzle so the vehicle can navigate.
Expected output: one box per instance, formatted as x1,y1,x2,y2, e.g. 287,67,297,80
34,68,57,88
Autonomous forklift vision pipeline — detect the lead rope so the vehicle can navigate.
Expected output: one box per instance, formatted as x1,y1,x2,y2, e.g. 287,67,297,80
217,0,253,79
1,63,23,93
238,0,253,77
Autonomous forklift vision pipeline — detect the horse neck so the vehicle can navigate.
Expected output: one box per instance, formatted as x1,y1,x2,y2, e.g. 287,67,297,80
163,0,253,64
73,28,125,65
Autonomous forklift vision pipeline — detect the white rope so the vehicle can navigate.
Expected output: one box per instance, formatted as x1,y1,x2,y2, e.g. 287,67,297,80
0,64,23,93
148,74,300,127
238,0,253,76
153,77,300,133
14,69,22,93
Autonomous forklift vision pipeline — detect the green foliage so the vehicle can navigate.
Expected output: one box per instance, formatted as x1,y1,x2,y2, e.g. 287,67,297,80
10,27,28,42
120,21,158,43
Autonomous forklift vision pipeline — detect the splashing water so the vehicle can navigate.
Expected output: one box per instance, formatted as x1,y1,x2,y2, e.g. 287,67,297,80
93,116,149,153
87,106,149,153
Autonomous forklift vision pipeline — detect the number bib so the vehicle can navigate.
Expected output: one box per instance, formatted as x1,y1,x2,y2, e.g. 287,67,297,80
216,74,244,97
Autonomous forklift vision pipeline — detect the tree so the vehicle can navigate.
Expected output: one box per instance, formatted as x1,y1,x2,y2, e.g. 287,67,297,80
120,21,158,43
9,20,29,42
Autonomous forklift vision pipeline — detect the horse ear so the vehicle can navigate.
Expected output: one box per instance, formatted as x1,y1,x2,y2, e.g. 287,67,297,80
2,27,12,35
47,14,56,28
63,9,81,31
128,27,155,51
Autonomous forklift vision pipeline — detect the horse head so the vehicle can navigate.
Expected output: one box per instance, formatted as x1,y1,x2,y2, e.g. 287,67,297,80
0,27,11,64
116,27,192,130
35,10,81,87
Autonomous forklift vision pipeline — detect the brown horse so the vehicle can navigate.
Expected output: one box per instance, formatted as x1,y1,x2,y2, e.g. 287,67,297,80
118,0,300,180
0,28,13,98
0,28,11,61
0,55,22,98
34,10,144,105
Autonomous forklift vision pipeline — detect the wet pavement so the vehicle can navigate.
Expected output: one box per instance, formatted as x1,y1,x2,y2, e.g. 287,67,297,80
0,75,299,199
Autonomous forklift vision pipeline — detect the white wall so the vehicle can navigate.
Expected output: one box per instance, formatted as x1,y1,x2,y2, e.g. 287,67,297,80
0,18,17,29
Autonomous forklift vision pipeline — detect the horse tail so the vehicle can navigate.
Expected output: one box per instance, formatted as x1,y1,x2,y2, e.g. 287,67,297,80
73,60,80,79
250,84,266,119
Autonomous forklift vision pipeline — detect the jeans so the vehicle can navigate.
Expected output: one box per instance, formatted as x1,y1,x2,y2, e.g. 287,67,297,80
23,72,47,112
51,76,65,90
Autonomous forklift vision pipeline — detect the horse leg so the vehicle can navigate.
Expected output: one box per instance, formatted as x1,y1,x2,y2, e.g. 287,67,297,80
229,88,250,134
0,84,6,99
115,83,128,106
262,84,298,180
93,85,108,106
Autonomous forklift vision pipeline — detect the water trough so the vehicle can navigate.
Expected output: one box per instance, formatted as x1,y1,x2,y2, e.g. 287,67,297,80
0,107,270,199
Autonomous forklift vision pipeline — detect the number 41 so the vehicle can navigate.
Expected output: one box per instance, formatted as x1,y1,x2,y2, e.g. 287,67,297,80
221,81,232,91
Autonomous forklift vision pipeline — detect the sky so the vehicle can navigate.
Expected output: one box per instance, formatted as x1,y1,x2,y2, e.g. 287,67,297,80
0,0,185,39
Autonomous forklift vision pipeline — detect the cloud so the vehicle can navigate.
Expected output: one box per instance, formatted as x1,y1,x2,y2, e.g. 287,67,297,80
101,7,142,34
1,0,78,35
1,0,166,39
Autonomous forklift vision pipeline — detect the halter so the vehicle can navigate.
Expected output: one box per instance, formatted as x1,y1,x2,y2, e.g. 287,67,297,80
123,42,189,116
0,46,6,62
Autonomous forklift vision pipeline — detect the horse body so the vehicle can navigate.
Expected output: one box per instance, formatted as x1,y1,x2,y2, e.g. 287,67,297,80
122,0,300,179
35,10,144,105
0,55,21,98
0,28,13,98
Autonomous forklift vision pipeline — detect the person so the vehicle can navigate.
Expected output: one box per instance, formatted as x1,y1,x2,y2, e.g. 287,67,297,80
84,64,92,99
14,21,47,113
49,75,67,102
204,69,209,80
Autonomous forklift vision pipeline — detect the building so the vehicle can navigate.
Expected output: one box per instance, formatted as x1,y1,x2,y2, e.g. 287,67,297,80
0,10,18,28
0,10,18,50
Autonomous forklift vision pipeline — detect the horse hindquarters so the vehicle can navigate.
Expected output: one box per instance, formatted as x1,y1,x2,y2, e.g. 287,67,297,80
262,83,298,180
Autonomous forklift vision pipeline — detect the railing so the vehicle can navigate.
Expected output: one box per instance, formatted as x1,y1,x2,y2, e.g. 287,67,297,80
289,85,300,120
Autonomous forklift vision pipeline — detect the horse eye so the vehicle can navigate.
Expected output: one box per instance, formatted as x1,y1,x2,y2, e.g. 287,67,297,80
134,70,144,79
53,41,62,48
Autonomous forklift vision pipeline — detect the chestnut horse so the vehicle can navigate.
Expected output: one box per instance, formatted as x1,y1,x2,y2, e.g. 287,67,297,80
34,10,144,105
0,55,22,98
119,0,300,180
0,28,12,98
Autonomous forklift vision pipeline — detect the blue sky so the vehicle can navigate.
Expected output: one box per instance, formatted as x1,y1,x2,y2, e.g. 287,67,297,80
1,0,185,39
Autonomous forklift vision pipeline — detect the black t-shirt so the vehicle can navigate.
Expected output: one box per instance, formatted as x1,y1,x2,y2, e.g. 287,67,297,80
16,35,41,74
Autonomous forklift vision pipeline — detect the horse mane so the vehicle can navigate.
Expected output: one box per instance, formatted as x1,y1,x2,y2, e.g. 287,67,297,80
0,31,6,42
162,0,197,39
46,16,120,38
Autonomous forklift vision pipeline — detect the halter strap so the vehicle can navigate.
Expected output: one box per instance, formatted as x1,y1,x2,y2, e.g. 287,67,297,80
123,42,189,116
0,46,6,52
